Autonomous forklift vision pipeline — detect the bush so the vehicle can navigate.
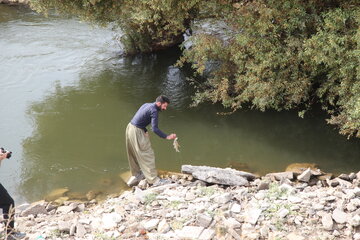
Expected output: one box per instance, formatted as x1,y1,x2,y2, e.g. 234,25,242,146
180,0,360,138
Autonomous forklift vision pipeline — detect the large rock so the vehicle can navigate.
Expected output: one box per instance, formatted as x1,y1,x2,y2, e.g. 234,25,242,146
21,201,48,217
181,165,253,186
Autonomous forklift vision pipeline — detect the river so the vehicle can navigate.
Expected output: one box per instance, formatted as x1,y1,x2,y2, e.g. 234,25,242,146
1,5,359,203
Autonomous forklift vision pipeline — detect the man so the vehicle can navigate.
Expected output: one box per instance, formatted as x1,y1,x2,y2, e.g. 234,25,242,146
126,95,177,187
0,149,25,240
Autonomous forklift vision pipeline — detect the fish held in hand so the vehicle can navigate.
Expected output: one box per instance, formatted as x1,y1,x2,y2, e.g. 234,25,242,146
173,137,180,152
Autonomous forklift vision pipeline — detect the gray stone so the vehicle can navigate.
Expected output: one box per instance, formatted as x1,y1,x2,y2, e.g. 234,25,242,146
75,223,86,238
288,196,302,204
177,226,204,239
335,178,352,188
257,181,270,190
58,221,71,232
259,226,269,238
21,201,47,217
144,219,160,231
185,192,196,201
134,187,146,203
214,193,232,204
338,173,350,181
349,172,357,180
56,205,76,214
297,168,312,182
330,179,340,187
16,203,30,212
230,203,241,213
332,208,348,224
225,217,241,229
350,215,360,227
356,171,360,180
265,172,294,181
181,165,251,186
346,202,358,212
353,187,360,197
227,226,242,240
199,228,215,240
277,208,289,218
279,183,295,194
102,213,122,229
333,230,340,237
157,219,170,234
75,203,85,212
245,207,262,225
321,213,334,230
354,233,360,240
287,232,305,240
196,214,213,228
182,165,256,180
70,223,76,236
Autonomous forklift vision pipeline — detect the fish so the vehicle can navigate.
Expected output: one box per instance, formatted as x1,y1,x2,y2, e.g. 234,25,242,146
173,137,180,152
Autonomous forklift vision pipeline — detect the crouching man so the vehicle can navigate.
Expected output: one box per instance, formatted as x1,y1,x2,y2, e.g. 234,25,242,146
125,95,176,187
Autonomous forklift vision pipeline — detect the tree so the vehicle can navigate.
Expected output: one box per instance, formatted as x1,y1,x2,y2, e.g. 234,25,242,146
180,0,360,138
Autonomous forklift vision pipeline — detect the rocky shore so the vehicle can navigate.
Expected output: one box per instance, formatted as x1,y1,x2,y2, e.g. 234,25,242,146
3,164,360,240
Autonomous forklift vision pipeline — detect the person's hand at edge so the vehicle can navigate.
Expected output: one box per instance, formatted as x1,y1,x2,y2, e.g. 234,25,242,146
0,152,8,161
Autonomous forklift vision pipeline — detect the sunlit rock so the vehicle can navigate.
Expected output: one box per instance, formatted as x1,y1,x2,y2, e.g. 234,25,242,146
285,163,320,175
44,188,69,202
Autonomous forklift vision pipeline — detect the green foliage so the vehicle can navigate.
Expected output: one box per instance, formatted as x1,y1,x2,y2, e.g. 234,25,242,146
181,0,360,138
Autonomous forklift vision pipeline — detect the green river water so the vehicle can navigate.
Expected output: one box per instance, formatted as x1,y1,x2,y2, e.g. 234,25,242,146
1,5,359,203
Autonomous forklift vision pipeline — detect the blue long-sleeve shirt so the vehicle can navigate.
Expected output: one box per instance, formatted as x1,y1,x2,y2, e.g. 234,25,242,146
130,102,168,138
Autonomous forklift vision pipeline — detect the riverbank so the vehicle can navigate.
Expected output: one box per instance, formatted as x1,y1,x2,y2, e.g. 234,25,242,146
3,165,360,240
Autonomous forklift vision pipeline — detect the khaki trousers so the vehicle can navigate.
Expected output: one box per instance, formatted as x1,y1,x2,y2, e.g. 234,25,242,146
126,123,157,183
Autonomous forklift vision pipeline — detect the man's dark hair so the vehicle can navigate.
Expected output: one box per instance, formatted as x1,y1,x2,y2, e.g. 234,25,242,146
156,95,170,104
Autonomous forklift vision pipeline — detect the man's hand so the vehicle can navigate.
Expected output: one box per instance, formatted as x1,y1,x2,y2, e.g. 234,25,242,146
145,132,149,137
166,133,177,140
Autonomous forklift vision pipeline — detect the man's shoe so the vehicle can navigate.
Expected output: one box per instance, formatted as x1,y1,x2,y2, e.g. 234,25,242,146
126,173,145,187
7,232,26,240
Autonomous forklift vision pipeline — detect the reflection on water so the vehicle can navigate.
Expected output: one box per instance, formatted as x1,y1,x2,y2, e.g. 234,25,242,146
1,4,360,203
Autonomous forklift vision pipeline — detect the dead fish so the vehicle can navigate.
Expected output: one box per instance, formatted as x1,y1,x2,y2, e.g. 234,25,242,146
173,137,180,152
